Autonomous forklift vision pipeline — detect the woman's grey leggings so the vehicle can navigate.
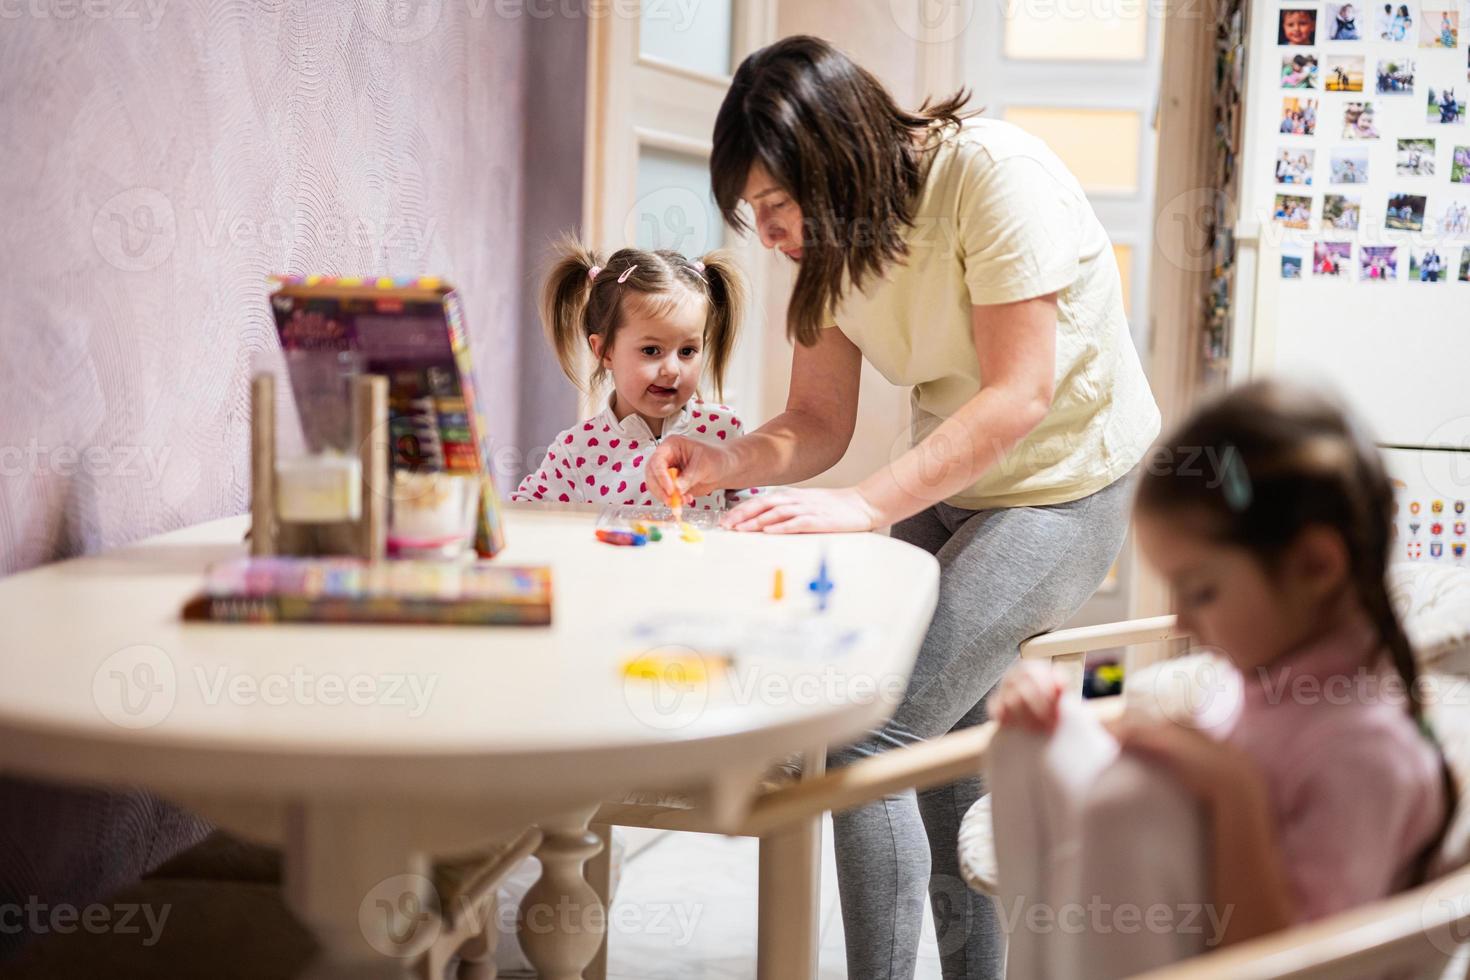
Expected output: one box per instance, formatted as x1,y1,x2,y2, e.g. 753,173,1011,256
831,474,1135,980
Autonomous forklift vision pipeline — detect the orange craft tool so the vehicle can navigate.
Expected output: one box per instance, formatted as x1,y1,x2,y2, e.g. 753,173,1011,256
666,466,683,522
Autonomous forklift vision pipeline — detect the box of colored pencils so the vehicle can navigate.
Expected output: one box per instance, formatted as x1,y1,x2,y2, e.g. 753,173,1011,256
269,275,507,557
183,557,552,626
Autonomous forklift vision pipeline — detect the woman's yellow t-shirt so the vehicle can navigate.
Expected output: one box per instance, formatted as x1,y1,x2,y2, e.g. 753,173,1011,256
829,119,1161,510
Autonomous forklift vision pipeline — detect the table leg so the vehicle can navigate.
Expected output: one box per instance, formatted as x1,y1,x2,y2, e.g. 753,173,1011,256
585,822,614,980
756,819,822,980
283,801,432,980
518,809,605,980
757,751,825,980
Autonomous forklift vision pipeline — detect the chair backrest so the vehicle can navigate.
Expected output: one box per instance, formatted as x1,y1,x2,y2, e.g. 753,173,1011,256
1129,867,1470,979
1018,614,1189,697
1388,563,1470,678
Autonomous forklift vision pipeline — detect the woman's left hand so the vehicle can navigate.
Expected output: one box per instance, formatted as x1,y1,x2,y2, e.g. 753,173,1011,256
721,487,880,534
1116,718,1263,806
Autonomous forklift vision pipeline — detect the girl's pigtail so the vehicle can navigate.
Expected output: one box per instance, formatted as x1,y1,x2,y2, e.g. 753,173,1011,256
1328,422,1427,725
1342,428,1456,886
541,235,602,391
1356,548,1423,720
694,250,747,402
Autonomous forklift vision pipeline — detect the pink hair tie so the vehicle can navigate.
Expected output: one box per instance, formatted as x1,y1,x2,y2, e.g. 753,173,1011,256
692,260,706,273
587,265,602,281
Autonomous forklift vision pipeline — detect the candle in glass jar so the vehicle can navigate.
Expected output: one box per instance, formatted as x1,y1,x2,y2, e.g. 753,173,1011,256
275,452,362,522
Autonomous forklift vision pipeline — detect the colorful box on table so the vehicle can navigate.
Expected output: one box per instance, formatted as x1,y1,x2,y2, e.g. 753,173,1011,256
183,557,552,626
268,275,507,557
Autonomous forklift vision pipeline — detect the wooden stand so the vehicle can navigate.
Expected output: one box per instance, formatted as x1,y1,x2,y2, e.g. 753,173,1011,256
250,371,389,560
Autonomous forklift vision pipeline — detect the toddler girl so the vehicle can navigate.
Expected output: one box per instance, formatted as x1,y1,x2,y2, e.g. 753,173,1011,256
989,381,1453,976
512,240,760,510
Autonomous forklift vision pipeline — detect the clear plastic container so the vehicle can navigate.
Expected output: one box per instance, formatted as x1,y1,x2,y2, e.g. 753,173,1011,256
275,350,363,523
387,471,480,559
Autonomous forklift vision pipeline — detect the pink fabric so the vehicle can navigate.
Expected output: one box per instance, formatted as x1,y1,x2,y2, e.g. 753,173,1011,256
1225,615,1448,923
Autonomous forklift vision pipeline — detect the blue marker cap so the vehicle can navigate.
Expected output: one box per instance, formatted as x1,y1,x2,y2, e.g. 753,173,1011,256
808,555,834,612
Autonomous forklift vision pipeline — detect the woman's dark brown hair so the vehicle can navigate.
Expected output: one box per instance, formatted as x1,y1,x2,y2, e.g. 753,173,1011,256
541,236,745,401
1137,380,1455,876
711,35,977,347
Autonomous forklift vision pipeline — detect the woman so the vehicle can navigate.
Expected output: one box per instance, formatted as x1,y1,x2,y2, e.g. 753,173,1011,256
647,36,1160,979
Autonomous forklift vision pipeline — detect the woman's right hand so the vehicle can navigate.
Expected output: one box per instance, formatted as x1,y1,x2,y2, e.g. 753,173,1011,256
990,661,1066,734
646,435,737,504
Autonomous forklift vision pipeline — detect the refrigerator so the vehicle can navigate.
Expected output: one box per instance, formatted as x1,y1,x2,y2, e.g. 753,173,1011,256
1229,0,1470,564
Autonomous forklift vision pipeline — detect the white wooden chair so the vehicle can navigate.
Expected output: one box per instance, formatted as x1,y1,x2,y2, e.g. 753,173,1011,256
420,828,545,980
1021,613,1187,694
1131,867,1470,979
735,569,1470,980
741,705,1470,980
588,750,827,980
735,615,1190,839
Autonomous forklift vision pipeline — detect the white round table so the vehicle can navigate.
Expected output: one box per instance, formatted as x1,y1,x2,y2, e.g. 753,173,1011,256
0,508,939,978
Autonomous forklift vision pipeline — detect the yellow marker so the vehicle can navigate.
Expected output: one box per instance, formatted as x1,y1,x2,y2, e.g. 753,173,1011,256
772,569,785,601
667,466,683,522
679,521,703,543
621,650,729,685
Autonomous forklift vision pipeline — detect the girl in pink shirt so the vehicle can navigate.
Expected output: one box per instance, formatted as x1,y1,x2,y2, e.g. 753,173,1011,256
993,380,1453,960
512,240,762,509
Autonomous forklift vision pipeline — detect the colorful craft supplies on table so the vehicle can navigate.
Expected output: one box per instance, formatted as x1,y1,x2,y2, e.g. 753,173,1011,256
386,368,479,477
596,529,648,547
666,466,683,523
600,504,722,530
620,649,732,685
182,556,552,626
269,275,506,557
592,506,834,616
808,555,835,613
594,503,720,546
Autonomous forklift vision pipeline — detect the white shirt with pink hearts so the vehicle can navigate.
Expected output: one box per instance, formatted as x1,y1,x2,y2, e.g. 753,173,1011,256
511,396,763,510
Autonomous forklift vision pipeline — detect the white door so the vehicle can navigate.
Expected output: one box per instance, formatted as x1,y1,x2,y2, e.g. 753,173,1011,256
583,1,778,419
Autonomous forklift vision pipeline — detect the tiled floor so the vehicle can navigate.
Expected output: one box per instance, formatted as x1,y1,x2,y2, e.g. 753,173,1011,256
602,823,945,980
